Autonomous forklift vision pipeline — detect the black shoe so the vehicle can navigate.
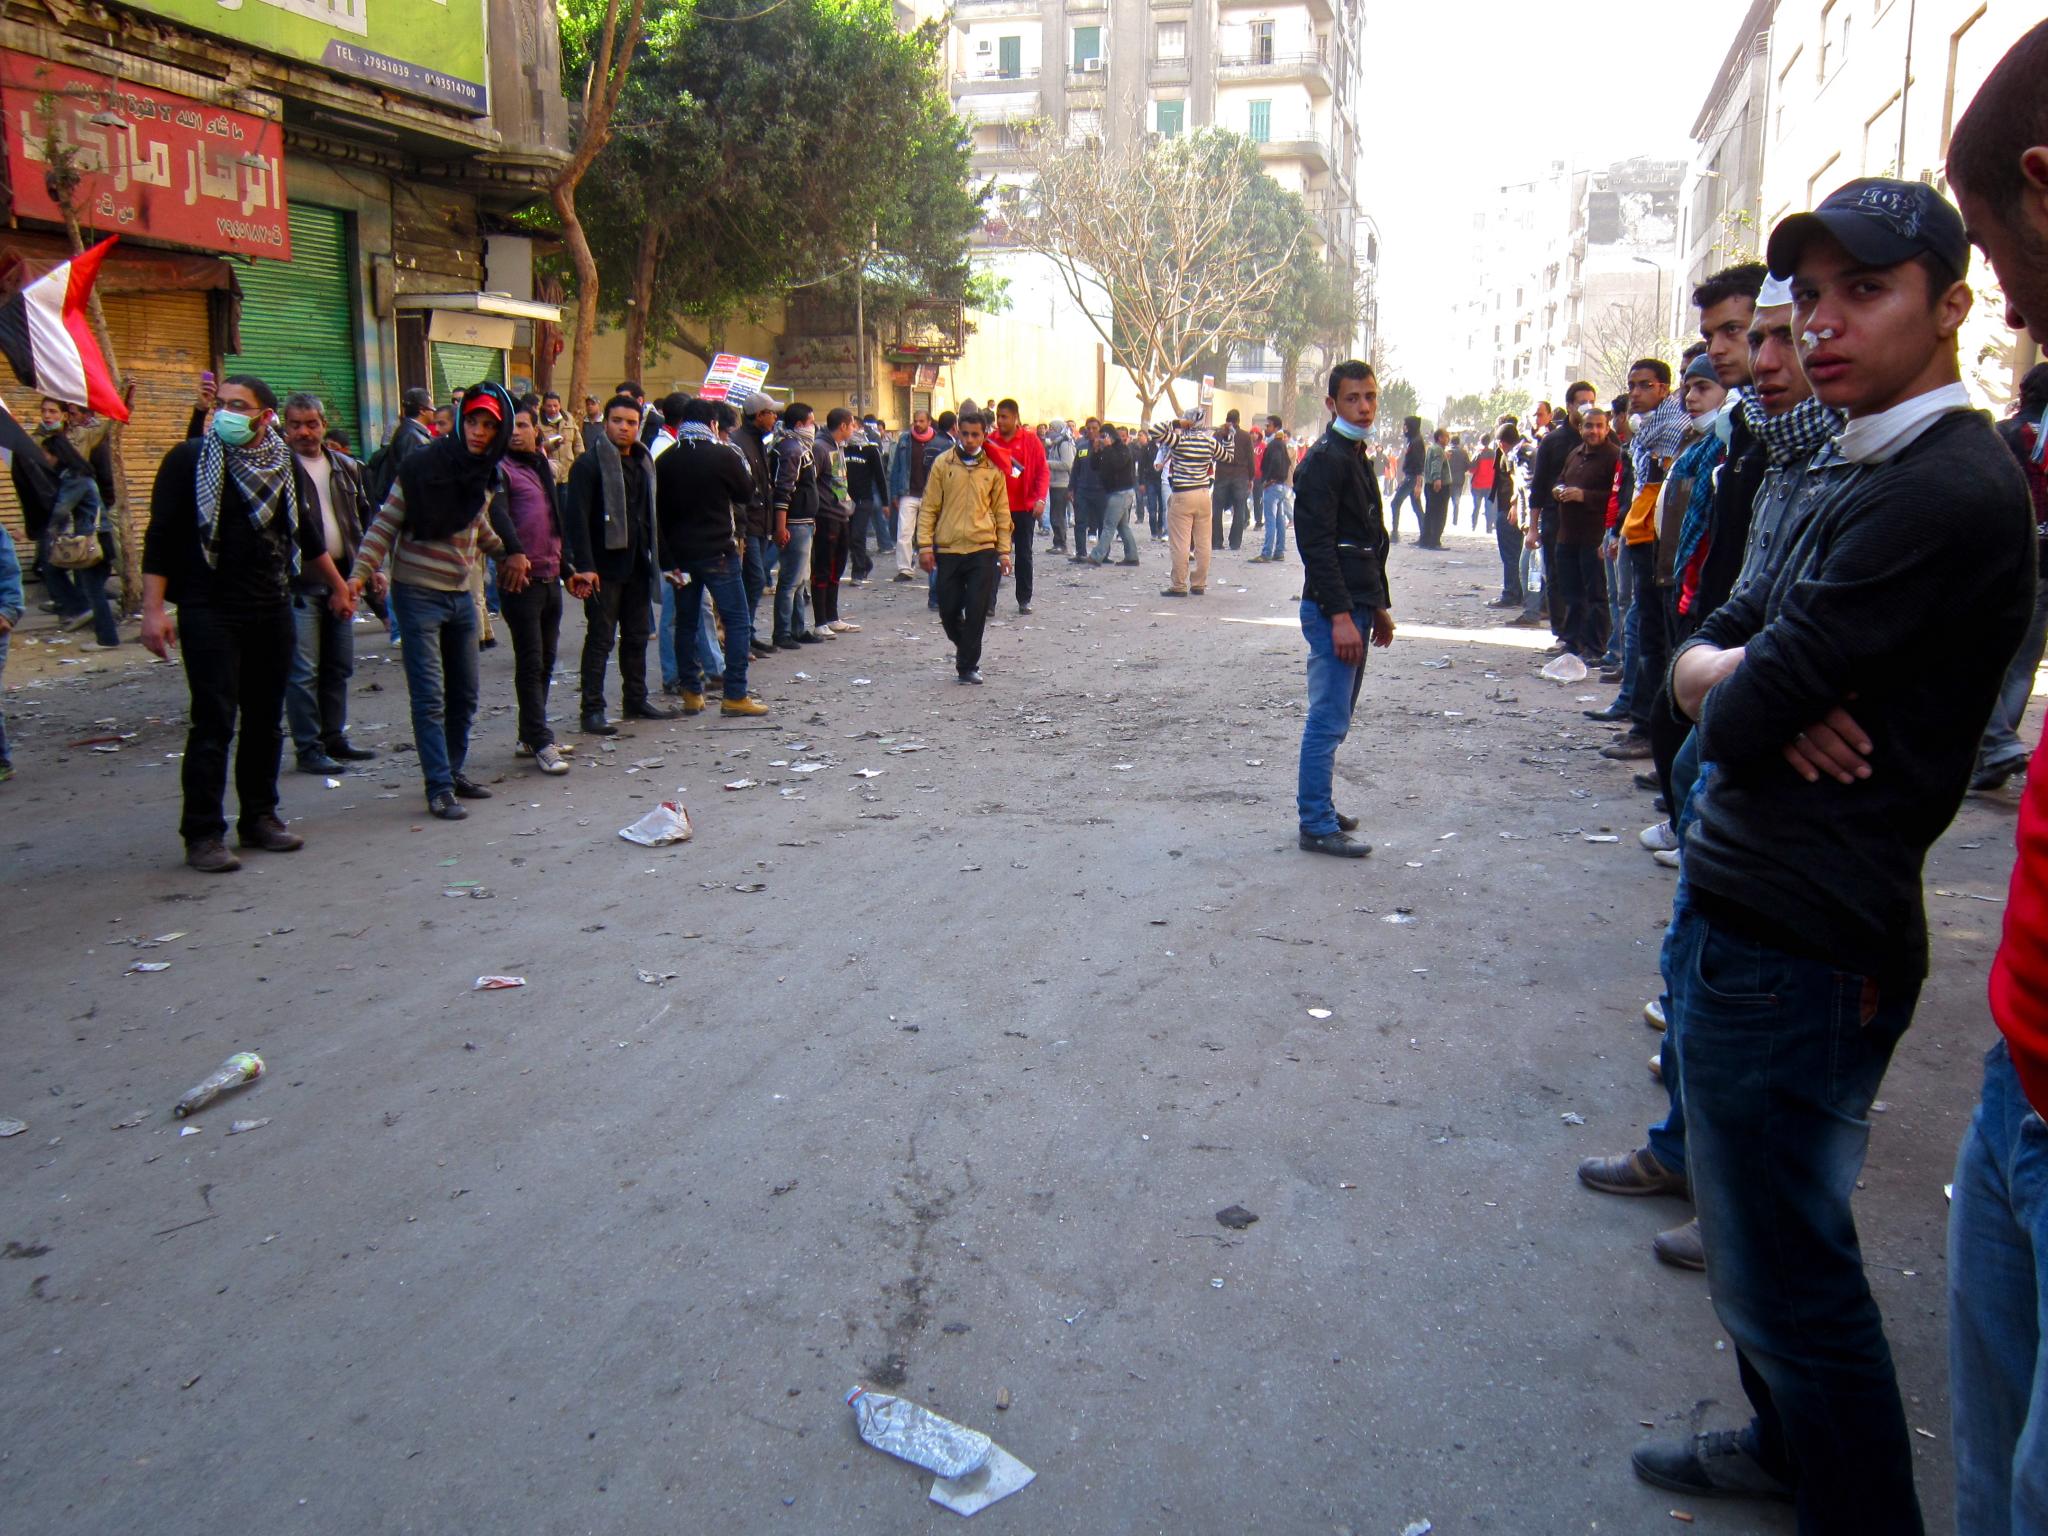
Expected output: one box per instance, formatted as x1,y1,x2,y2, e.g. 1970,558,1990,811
1160,588,1188,598
1583,703,1629,722
1973,758,2026,792
796,632,825,645
1117,559,1140,566
327,741,377,762
428,791,468,821
1017,604,1033,615
581,713,618,735
297,751,345,775
1486,597,1520,608
957,669,984,685
750,642,776,660
1299,829,1371,858
625,702,681,720
1630,1430,1793,1502
452,774,494,800
1336,811,1360,833
1634,771,1660,792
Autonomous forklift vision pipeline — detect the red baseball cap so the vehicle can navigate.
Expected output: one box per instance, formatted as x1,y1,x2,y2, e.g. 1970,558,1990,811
464,394,504,423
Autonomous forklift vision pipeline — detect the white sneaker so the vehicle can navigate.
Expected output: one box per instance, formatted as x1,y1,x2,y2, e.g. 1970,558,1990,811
1639,820,1679,852
830,620,860,633
514,741,534,758
535,743,570,775
1643,997,1666,1031
1653,847,1681,869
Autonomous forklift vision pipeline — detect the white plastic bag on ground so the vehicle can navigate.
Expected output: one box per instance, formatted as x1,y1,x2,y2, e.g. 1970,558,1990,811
619,801,693,846
1539,653,1588,683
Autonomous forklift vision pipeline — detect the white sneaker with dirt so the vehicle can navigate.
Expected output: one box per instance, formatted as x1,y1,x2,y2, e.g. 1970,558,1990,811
534,744,570,776
1653,847,1681,869
830,620,860,633
1639,821,1679,852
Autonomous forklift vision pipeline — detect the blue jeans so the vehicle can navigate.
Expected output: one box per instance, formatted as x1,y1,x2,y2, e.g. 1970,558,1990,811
389,583,479,802
1602,544,1623,666
1388,474,1422,539
773,522,815,642
1296,599,1369,835
1979,576,2048,774
658,581,724,685
669,555,752,700
1091,489,1138,563
1259,485,1291,559
1950,1037,2048,1534
285,589,355,758
0,628,10,764
1614,543,1641,711
1673,897,1924,1530
1494,511,1523,603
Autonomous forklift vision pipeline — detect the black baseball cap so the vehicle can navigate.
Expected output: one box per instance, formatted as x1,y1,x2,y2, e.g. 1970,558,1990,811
1767,177,1969,279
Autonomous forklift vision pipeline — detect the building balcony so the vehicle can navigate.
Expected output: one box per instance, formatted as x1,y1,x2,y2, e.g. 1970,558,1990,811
1065,62,1108,91
951,0,1043,19
959,91,1042,123
1148,56,1192,86
1218,0,1333,22
952,67,1042,92
1253,131,1331,175
1216,51,1333,95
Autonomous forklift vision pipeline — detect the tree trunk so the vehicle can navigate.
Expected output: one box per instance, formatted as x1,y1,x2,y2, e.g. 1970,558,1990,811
622,221,662,383
1279,347,1301,418
552,0,647,418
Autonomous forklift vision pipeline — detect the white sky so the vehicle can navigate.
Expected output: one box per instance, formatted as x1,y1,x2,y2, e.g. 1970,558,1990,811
1356,0,1747,407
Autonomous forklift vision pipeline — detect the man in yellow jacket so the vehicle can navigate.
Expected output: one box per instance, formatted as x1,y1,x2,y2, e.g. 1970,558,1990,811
917,409,1013,683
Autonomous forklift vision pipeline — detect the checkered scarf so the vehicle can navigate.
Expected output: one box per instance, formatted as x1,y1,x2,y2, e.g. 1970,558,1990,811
196,426,299,575
1740,389,1843,468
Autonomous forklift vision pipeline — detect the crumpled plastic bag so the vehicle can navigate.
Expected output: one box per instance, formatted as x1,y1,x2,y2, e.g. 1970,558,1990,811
1539,653,1588,683
619,801,693,846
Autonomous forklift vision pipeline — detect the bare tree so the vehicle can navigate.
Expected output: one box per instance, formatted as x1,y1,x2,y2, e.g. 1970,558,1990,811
1003,130,1302,418
1580,299,1670,399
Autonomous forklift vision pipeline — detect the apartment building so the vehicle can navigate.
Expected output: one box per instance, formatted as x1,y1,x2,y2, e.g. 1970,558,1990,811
1678,0,2040,402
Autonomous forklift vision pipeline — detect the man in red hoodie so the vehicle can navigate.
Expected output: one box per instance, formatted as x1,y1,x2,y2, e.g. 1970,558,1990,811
991,398,1049,616
1943,24,2048,1530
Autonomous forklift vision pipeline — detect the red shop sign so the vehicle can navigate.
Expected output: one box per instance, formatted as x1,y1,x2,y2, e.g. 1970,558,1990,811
1,50,290,260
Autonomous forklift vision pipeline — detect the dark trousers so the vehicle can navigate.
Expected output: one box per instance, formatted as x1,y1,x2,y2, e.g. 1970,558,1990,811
812,519,849,624
500,579,563,749
1648,603,1695,809
580,569,654,715
934,549,997,676
1212,478,1252,549
1626,542,1670,733
1539,507,1564,634
177,602,293,844
743,534,771,630
848,497,882,579
1048,485,1071,549
1388,475,1422,539
1073,490,1104,554
1494,510,1524,603
1420,485,1450,548
1672,900,1925,1532
1011,511,1035,607
671,554,752,701
1553,541,1609,657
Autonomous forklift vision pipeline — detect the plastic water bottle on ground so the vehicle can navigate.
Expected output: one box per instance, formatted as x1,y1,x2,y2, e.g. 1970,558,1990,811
846,1385,992,1479
173,1052,264,1118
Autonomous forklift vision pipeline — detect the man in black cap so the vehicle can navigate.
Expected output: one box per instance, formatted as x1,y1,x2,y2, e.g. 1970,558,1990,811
1627,177,2033,1530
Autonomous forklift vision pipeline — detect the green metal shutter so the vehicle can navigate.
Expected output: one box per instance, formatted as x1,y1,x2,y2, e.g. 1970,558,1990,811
430,341,506,401
226,204,360,447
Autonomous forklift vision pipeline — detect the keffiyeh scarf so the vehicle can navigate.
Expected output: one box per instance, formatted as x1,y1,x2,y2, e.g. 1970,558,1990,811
196,428,298,575
1740,389,1843,468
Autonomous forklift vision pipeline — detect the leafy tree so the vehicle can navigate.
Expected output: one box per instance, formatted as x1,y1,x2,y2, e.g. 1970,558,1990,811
578,0,981,377
1377,375,1419,426
1263,256,1361,410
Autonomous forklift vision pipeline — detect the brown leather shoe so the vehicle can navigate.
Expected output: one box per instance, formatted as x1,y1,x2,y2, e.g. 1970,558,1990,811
185,838,241,874
1653,1216,1706,1271
1577,1146,1688,1198
238,814,304,853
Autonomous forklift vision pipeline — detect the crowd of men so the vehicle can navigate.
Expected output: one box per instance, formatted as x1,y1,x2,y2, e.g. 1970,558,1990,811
0,20,2045,1532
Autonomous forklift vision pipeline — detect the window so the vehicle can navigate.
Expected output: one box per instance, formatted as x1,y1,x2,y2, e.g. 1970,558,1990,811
1863,93,1901,176
1072,25,1100,68
1820,0,1850,79
1807,151,1841,206
1247,99,1271,143
1155,99,1184,138
1774,44,1803,142
1252,20,1275,63
1154,21,1185,59
1940,5,1992,155
995,36,1021,78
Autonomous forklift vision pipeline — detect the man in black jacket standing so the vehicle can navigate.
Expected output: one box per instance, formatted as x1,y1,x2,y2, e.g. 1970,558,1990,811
657,398,766,717
141,374,356,873
1212,408,1256,550
1293,360,1395,858
736,393,780,659
280,393,376,775
1629,180,2032,1527
567,394,678,734
1518,379,1594,631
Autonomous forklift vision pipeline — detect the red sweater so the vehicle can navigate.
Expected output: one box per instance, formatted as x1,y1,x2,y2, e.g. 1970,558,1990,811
989,427,1049,514
1989,761,2048,1115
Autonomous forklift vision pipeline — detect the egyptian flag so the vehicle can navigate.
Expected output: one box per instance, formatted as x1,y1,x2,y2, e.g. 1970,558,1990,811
0,236,129,423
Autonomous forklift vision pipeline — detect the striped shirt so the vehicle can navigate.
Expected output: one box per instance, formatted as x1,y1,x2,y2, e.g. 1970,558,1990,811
1149,422,1232,490
352,474,506,593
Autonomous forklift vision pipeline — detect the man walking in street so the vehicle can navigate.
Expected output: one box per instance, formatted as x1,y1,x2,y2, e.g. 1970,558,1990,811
657,397,767,719
771,402,823,647
737,393,781,657
567,393,677,734
1251,420,1294,562
1086,424,1139,565
280,393,375,776
496,404,580,775
811,408,860,637
1045,418,1076,553
990,398,1049,615
1212,408,1255,550
1152,408,1230,597
845,418,886,585
1293,361,1394,858
1629,180,2032,1531
142,374,358,871
917,409,1011,684
889,407,949,581
1519,381,1595,631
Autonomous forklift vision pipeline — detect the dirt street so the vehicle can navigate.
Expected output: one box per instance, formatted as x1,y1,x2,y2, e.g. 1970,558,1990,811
0,522,2011,1533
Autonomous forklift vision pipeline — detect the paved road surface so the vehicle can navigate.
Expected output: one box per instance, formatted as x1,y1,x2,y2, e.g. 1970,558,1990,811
0,524,2008,1533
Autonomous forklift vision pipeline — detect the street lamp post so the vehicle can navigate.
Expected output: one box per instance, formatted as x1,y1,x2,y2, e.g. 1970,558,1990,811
1632,254,1665,349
